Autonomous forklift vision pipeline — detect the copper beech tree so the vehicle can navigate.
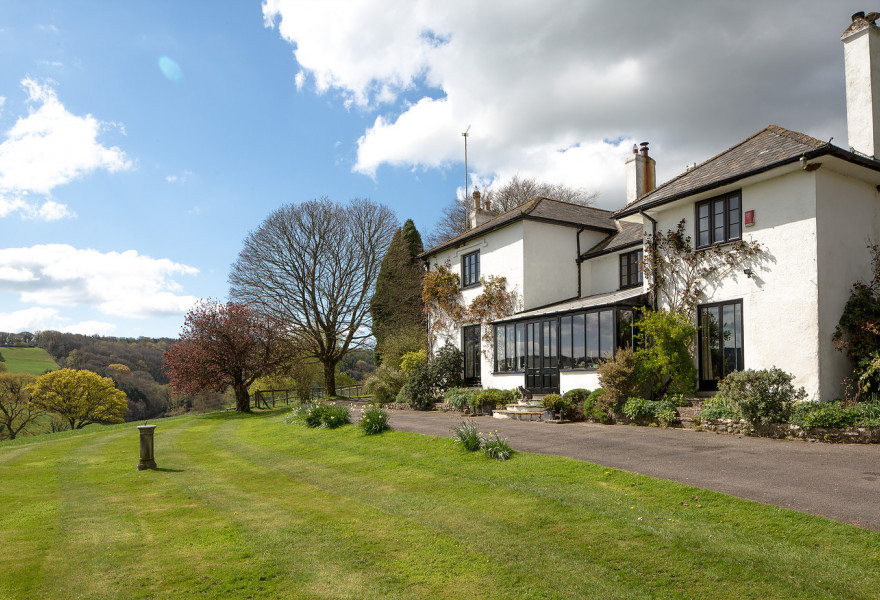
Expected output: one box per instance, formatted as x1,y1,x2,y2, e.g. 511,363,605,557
164,300,295,412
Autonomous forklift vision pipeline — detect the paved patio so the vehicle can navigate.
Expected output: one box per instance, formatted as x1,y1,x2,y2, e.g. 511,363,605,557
379,408,880,531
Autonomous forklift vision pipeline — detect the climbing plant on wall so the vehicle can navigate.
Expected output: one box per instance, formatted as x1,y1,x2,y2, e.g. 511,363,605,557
643,219,764,320
422,262,520,357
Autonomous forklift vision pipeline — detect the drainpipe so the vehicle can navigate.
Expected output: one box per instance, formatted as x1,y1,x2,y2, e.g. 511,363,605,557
575,226,586,298
639,210,658,311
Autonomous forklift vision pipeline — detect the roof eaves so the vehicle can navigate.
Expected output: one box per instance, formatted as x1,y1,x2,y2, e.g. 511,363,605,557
614,145,838,219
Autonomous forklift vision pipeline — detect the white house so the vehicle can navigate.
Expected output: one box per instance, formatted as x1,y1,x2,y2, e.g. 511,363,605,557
420,11,880,401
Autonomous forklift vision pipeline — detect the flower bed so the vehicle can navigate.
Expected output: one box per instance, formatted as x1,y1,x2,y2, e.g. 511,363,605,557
699,418,880,443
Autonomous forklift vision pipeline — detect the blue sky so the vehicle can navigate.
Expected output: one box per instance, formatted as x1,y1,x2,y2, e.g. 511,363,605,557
0,1,868,338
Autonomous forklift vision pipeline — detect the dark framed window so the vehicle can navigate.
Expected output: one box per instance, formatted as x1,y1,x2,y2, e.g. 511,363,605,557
494,322,527,373
555,307,630,371
461,250,480,288
698,299,743,389
463,324,481,384
619,249,644,289
696,191,742,248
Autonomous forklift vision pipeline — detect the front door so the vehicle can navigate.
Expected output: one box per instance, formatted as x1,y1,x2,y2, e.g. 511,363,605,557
463,324,481,386
525,319,559,394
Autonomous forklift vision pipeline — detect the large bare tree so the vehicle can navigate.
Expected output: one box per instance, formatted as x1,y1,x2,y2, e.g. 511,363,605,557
426,175,597,247
229,197,398,397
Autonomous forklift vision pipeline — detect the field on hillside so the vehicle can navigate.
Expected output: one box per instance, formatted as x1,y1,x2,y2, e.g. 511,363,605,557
1,407,879,599
0,347,59,375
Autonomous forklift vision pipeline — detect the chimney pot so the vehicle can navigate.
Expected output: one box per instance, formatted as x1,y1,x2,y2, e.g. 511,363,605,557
854,11,866,22
625,141,656,205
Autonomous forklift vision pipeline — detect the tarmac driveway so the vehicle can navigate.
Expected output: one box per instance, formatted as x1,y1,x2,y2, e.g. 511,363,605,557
382,409,880,531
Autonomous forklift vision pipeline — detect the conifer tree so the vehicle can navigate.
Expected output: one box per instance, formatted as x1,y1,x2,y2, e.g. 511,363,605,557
370,219,425,364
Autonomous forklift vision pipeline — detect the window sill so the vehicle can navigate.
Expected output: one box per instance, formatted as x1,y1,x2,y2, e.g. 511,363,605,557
460,282,482,291
695,238,742,251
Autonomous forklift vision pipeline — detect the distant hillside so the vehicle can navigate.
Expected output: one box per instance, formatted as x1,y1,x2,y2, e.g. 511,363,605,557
0,347,59,375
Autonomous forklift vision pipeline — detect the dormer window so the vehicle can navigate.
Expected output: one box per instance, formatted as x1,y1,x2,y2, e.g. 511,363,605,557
696,191,741,248
462,250,480,288
619,249,643,289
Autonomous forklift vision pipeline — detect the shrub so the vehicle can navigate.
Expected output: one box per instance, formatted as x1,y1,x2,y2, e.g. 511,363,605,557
443,387,476,411
399,349,427,375
452,420,482,451
716,368,806,425
541,393,565,412
622,397,679,426
473,388,502,408
584,388,610,422
800,402,860,429
432,343,464,391
482,430,513,461
362,365,407,404
562,388,591,421
622,397,650,420
700,396,741,421
398,362,439,410
597,347,643,414
497,389,515,404
358,406,391,435
634,307,697,399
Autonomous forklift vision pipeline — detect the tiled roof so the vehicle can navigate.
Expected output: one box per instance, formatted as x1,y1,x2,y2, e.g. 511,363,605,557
421,197,617,257
582,221,643,258
615,125,848,217
493,287,648,323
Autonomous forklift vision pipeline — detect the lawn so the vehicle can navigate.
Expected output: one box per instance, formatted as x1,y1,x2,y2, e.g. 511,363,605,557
0,346,59,375
1,407,878,599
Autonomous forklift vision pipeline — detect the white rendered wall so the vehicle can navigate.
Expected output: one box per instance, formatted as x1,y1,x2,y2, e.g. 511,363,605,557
815,166,880,400
648,170,822,398
560,371,601,393
522,220,580,309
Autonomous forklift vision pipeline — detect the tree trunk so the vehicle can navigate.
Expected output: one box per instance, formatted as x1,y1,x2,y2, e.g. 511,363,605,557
233,381,251,412
323,361,336,398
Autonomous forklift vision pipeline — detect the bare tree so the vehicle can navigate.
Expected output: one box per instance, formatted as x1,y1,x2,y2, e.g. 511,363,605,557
483,175,598,213
426,175,598,247
229,197,398,397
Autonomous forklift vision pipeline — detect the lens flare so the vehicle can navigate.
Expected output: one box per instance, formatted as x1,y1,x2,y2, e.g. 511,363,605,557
158,56,183,82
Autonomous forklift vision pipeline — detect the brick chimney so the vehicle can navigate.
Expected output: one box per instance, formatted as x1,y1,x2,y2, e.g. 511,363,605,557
625,142,656,205
468,188,494,229
842,11,880,158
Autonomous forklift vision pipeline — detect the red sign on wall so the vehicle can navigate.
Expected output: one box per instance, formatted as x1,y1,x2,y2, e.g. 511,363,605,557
744,209,754,227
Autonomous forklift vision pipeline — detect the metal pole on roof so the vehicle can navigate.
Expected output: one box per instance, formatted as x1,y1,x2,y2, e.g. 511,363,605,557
462,125,470,201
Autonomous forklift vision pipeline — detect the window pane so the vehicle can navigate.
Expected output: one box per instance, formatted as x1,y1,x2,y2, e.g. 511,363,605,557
713,199,725,242
586,312,599,368
506,324,515,371
542,322,550,368
734,302,744,370
636,250,644,284
617,309,634,350
698,203,710,247
599,310,614,359
495,326,504,372
560,316,572,369
516,323,526,371
549,320,558,368
619,254,629,287
722,303,736,377
728,195,741,239
573,313,585,368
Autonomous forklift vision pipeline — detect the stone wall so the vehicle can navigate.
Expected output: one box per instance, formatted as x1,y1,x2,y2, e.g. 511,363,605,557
700,418,880,443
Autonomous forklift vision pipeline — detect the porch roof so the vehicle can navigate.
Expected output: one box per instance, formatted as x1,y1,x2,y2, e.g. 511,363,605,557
493,287,648,324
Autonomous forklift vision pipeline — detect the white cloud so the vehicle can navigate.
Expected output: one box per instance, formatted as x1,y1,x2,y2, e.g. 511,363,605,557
0,244,199,319
265,1,856,209
0,307,115,336
165,169,194,184
0,78,131,218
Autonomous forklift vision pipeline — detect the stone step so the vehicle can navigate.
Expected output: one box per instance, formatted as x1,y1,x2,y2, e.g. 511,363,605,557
676,406,703,419
505,403,543,412
493,408,554,422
